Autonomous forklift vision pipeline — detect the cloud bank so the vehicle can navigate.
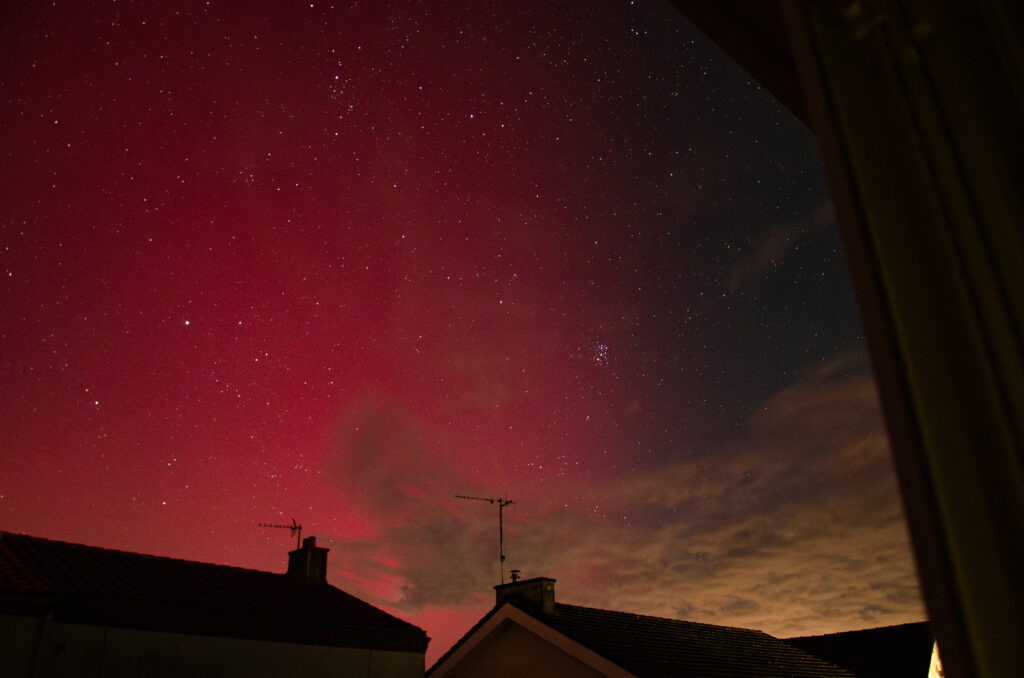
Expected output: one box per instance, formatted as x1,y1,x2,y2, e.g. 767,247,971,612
319,349,925,661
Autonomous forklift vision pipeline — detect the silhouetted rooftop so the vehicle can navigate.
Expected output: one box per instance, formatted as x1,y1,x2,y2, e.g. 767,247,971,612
0,531,427,653
538,602,857,678
785,622,933,678
431,597,857,677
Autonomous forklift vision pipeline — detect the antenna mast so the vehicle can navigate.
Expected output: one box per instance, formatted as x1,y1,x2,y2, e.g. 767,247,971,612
259,517,303,549
456,495,515,583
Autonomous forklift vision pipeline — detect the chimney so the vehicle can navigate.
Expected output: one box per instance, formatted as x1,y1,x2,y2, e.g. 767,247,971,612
494,576,556,614
287,536,329,585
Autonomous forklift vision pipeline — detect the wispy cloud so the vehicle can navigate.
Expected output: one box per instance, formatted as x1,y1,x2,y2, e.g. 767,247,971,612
724,198,836,293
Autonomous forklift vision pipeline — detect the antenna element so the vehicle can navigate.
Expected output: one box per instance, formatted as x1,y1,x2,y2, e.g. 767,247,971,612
259,517,303,549
456,495,516,583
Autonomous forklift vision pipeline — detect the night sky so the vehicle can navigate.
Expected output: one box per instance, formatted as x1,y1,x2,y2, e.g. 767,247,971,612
1,0,925,663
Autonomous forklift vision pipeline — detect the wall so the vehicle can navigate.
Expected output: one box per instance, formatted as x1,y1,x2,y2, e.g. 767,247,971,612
437,618,610,678
1,614,424,678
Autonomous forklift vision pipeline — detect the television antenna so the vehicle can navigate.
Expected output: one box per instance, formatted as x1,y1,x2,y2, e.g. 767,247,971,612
259,518,302,549
456,495,515,583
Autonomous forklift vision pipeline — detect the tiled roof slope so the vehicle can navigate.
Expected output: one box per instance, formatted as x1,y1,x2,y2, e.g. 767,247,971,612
531,602,858,678
0,532,428,653
785,622,932,678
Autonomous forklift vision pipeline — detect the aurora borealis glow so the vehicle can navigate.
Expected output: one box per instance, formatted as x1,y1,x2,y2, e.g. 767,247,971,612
1,0,925,662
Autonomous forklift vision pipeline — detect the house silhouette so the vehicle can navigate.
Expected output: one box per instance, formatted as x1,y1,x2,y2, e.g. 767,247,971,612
0,532,427,677
428,576,859,678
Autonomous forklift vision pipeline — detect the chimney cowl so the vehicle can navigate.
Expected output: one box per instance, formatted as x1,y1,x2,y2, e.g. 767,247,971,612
287,535,329,585
494,576,556,614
